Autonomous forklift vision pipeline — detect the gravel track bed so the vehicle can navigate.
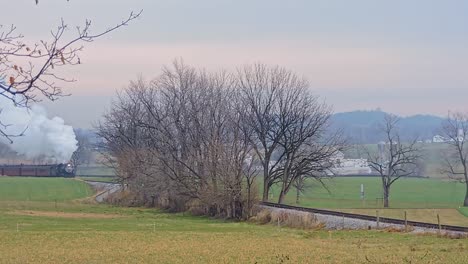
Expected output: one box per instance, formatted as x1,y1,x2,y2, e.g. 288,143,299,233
262,206,466,236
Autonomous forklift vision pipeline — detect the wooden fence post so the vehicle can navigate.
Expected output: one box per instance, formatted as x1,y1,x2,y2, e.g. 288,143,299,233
404,211,408,232
376,210,380,229
437,214,441,234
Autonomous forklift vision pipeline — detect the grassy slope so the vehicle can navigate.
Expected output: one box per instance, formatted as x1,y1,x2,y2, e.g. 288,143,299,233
0,178,467,263
0,177,93,201
76,176,116,183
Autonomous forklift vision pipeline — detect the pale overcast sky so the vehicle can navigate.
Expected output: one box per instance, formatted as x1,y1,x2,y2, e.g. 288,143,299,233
3,0,468,128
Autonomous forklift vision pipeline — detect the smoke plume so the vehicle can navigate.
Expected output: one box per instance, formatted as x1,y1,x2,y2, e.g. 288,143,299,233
0,96,77,163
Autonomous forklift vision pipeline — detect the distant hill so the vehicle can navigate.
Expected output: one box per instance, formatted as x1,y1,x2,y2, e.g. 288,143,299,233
73,111,445,145
330,110,444,144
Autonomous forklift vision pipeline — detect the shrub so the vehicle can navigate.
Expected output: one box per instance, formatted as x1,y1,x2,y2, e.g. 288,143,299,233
251,208,323,229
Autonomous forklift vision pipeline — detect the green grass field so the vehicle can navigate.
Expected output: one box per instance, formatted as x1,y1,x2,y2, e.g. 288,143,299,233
0,177,93,202
271,177,466,209
0,177,467,263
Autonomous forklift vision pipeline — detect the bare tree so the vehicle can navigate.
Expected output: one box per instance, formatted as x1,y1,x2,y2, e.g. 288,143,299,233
441,112,468,206
292,176,307,204
70,131,93,168
237,64,301,202
237,64,341,203
0,12,141,106
367,115,421,208
1,4,141,140
275,88,342,204
96,78,150,185
243,153,260,216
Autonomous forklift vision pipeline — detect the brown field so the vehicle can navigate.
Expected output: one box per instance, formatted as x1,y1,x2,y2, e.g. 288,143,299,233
1,230,468,264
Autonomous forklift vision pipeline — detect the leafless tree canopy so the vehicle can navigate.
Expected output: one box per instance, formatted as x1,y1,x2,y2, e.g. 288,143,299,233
441,112,468,206
98,61,342,219
237,64,343,203
367,114,421,207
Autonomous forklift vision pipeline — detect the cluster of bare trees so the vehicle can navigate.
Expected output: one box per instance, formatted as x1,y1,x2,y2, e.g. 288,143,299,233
98,61,342,219
366,113,468,208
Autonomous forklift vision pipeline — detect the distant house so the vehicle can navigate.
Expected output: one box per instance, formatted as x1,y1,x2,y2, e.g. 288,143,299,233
332,151,345,164
329,151,371,175
432,135,446,143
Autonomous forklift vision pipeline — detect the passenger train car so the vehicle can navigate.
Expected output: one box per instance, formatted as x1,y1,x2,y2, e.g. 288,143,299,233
0,163,75,177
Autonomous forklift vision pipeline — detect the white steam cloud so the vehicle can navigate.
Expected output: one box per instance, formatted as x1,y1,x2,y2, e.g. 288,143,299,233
0,96,77,163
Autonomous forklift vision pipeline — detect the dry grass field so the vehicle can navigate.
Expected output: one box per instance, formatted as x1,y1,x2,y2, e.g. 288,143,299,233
1,229,468,264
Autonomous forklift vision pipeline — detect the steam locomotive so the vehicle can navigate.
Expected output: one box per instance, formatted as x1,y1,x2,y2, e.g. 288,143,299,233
0,163,76,177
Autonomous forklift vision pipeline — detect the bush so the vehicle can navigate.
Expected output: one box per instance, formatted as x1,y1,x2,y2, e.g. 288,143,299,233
251,208,324,229
186,200,206,216
104,190,142,207
251,209,272,224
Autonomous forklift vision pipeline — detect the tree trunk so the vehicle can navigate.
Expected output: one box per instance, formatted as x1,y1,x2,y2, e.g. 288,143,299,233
262,165,270,202
278,190,286,204
296,187,300,204
262,178,269,202
383,186,390,208
246,184,252,218
278,178,290,204
464,182,468,207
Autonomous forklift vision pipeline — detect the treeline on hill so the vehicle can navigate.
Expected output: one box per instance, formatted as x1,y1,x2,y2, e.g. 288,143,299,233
330,111,444,144
97,61,343,219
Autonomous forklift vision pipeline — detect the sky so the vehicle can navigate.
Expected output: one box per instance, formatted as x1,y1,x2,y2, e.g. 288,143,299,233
3,0,468,128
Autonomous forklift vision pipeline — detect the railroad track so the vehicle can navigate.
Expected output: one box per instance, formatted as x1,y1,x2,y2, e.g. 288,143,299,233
84,181,121,202
260,202,468,233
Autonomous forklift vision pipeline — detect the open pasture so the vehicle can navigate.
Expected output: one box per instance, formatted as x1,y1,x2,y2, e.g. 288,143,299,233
0,177,92,202
271,177,466,209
